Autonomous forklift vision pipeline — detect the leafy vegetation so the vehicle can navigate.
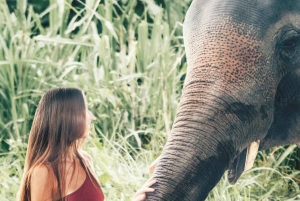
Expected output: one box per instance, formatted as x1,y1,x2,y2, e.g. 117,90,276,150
1,0,300,200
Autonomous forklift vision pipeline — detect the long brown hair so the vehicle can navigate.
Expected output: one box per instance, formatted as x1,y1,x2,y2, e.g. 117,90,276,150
18,87,94,201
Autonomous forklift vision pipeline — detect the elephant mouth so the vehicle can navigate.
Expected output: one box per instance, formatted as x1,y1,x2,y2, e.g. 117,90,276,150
227,140,260,184
228,140,300,184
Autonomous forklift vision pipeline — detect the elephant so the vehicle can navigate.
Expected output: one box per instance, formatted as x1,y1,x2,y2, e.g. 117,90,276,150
145,0,300,200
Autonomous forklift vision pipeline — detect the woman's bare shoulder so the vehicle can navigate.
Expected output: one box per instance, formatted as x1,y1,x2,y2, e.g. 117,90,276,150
31,164,53,200
32,164,51,180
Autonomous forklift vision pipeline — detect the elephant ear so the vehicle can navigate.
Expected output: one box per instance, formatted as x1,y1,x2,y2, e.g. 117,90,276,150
227,148,247,185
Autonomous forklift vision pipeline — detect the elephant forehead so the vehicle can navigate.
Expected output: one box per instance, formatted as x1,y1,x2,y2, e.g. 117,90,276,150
184,16,271,87
265,13,300,42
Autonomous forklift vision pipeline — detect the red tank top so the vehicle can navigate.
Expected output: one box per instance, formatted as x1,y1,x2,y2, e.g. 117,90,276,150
63,175,105,201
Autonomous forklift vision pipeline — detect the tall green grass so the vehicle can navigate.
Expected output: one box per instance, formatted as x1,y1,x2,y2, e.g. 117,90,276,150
1,0,187,145
0,0,185,199
1,0,300,200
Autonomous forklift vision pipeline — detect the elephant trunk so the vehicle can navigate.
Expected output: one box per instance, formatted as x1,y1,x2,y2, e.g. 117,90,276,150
146,8,279,201
146,83,254,200
146,76,274,200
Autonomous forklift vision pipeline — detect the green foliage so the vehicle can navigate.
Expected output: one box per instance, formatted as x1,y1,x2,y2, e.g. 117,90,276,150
1,0,300,200
0,0,186,199
208,146,300,201
0,139,27,201
0,0,186,148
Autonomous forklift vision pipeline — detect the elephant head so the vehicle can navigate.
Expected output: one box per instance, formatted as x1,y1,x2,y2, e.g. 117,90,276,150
145,0,300,200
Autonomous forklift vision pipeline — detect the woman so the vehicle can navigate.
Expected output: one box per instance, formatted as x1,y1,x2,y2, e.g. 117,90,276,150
18,87,156,201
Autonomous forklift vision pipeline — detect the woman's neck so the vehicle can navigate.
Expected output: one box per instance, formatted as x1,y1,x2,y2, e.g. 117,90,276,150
65,148,76,162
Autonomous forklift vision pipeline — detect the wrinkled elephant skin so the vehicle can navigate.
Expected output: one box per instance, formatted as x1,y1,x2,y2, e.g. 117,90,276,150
145,0,300,201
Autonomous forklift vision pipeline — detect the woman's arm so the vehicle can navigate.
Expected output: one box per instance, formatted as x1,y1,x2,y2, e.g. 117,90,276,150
30,165,53,201
133,156,160,201
132,177,156,201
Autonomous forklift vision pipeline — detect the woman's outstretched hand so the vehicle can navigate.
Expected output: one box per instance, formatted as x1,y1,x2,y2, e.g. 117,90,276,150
132,177,156,201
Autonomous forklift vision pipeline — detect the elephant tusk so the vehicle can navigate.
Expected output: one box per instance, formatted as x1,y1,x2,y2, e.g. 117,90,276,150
244,140,260,171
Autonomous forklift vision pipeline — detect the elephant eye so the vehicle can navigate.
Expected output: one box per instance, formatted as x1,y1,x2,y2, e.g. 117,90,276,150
281,37,299,50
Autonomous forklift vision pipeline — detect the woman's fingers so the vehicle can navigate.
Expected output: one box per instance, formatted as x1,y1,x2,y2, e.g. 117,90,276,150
133,189,154,201
133,193,146,201
135,187,155,196
133,178,157,201
143,177,156,188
